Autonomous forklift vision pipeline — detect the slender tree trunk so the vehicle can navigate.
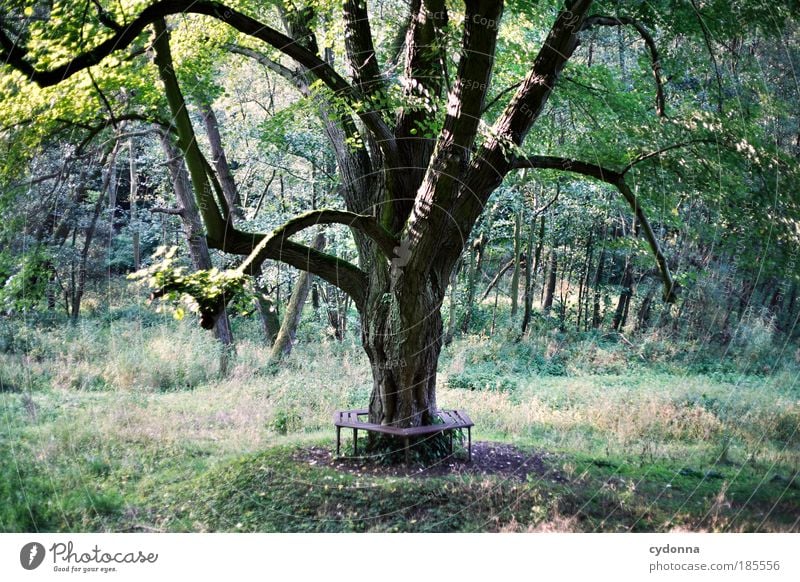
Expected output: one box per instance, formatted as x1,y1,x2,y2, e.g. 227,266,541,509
543,250,557,314
636,284,657,332
159,130,235,369
533,214,546,299
461,234,487,333
521,217,536,333
559,242,574,330
577,228,594,331
612,256,634,331
254,292,281,345
129,138,140,271
270,233,326,361
312,281,320,312
323,283,346,340
200,102,243,218
592,240,607,328
72,144,120,320
491,280,500,335
510,210,522,318
68,227,76,317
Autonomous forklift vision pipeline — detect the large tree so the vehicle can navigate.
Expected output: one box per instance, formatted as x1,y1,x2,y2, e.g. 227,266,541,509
1,0,792,430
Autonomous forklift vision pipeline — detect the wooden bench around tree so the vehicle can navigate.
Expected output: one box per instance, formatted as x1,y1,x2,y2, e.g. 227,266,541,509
334,408,473,464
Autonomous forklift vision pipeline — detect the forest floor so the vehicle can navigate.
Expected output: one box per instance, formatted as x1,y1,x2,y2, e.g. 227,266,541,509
1,308,799,532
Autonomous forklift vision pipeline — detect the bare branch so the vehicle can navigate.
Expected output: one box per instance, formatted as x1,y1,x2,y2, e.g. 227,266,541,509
150,206,184,216
621,138,714,174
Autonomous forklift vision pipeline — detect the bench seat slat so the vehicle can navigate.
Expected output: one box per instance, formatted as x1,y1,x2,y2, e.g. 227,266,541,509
334,408,472,433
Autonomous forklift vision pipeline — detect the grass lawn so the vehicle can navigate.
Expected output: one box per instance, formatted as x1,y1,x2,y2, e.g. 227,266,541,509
1,317,798,532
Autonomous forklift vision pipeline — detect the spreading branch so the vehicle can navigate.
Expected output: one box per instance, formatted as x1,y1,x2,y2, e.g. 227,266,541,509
449,0,593,271
221,232,368,307
582,15,666,117
0,0,397,165
237,209,400,276
513,154,677,302
405,0,505,273
621,138,713,174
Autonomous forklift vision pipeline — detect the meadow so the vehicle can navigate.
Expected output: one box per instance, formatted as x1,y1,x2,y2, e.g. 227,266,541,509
1,286,798,533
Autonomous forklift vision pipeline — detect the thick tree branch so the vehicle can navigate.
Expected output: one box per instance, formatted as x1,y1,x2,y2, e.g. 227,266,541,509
389,0,450,232
343,0,385,97
406,0,504,275
582,15,666,117
238,209,399,275
221,231,367,307
444,0,593,277
513,154,677,302
0,0,397,165
514,155,621,182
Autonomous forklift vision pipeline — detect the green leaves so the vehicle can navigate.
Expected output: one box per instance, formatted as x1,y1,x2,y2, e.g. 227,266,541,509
129,246,255,329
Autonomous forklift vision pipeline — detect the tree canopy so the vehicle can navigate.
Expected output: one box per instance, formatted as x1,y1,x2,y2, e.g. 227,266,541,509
1,0,798,429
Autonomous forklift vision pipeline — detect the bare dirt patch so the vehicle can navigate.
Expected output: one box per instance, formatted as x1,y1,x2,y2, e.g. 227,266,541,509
294,441,567,482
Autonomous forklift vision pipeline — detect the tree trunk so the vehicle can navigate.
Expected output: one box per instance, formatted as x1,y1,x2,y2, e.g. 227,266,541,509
200,101,243,218
543,250,557,314
612,256,634,331
363,273,444,428
510,210,522,317
129,138,140,271
577,228,594,331
254,295,280,345
159,130,235,365
270,232,326,361
72,144,120,321
461,234,487,333
636,284,657,332
521,214,536,334
592,241,607,328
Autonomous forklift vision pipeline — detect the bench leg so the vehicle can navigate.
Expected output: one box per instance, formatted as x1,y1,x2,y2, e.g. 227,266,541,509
449,431,453,455
336,426,341,457
404,436,410,465
468,427,472,462
353,428,358,456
